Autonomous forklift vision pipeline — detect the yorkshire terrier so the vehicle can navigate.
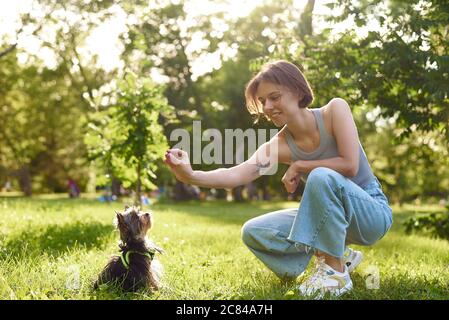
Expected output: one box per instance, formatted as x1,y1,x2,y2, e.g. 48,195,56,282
94,205,164,292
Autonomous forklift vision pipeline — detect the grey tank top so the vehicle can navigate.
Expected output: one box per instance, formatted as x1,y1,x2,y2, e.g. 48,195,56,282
284,108,375,188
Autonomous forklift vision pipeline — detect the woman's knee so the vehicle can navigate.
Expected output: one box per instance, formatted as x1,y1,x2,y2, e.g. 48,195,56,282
307,167,340,189
241,219,259,247
241,221,251,245
241,217,276,250
241,210,296,249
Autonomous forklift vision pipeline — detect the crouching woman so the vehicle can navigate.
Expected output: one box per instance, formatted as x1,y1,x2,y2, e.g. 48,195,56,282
164,60,392,298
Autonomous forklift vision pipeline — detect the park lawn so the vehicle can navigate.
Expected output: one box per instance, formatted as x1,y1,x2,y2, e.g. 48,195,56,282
0,196,448,300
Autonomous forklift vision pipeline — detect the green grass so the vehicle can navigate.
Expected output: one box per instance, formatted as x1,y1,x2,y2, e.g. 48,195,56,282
0,196,448,300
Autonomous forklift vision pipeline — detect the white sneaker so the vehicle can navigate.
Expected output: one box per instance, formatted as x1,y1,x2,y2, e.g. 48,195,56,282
344,247,363,273
298,258,353,299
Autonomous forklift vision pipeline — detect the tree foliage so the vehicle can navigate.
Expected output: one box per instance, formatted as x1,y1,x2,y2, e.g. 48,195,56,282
322,0,449,140
404,205,449,240
85,73,174,205
0,0,448,204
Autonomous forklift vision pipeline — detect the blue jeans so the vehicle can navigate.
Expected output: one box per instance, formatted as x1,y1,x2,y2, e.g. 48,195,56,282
241,167,393,280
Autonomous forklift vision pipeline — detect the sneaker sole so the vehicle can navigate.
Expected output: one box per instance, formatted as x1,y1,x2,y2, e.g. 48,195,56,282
333,280,353,298
306,281,354,300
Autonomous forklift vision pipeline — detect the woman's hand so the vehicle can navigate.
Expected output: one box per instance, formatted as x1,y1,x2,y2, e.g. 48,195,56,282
281,162,301,193
164,149,194,184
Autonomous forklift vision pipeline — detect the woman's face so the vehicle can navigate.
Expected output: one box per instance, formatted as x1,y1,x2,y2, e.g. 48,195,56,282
255,81,301,127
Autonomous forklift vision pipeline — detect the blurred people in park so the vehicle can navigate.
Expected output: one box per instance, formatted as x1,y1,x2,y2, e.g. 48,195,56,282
2,181,12,192
67,178,80,198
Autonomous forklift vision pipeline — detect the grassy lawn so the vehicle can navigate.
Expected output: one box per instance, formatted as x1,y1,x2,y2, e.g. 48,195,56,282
0,196,448,300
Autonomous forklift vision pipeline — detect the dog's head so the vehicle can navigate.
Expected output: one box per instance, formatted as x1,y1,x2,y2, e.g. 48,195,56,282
115,205,153,243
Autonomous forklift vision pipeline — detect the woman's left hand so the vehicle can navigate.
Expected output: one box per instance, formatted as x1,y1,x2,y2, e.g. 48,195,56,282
281,162,301,193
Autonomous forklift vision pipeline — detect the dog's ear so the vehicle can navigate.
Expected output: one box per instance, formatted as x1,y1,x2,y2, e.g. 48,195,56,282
124,205,130,210
115,211,126,227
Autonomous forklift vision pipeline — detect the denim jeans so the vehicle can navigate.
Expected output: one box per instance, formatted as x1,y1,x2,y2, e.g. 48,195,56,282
241,167,393,280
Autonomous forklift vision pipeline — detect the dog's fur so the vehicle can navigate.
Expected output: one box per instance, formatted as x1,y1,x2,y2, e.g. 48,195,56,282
94,205,164,292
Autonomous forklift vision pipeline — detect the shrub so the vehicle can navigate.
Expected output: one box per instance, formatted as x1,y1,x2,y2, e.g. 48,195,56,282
403,205,449,240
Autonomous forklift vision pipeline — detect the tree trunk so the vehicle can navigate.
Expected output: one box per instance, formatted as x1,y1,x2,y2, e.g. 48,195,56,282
16,166,32,196
298,0,315,40
111,177,121,198
134,161,142,206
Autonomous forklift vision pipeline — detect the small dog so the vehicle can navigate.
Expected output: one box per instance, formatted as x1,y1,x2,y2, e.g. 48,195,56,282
94,205,164,292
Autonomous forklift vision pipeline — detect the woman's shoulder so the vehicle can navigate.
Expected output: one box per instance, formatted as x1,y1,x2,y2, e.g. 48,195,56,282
328,97,349,104
325,97,351,113
320,98,352,137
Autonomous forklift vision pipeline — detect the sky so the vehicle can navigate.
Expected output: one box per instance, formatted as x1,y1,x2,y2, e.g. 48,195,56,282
0,0,377,79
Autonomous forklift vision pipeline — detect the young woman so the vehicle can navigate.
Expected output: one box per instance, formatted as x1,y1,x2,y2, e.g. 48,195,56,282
164,60,393,298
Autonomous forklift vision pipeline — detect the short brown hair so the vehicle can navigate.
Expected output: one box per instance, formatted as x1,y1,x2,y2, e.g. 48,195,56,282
245,60,314,123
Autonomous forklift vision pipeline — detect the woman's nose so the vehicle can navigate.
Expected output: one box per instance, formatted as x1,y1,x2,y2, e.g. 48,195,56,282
263,100,273,112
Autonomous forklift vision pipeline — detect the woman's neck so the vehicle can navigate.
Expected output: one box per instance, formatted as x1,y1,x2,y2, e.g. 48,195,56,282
285,108,317,141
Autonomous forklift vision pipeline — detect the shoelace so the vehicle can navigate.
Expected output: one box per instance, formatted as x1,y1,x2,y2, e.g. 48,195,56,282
304,257,329,287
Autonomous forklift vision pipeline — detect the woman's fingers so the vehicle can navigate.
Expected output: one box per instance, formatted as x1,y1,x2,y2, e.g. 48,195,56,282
282,175,298,193
166,152,182,165
166,149,190,165
164,156,174,168
165,150,179,165
290,178,298,193
285,181,293,193
164,149,194,184
164,151,175,167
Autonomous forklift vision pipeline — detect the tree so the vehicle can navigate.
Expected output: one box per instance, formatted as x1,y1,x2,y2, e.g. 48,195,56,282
121,0,223,122
0,0,122,194
276,0,449,203
321,0,449,142
85,73,175,205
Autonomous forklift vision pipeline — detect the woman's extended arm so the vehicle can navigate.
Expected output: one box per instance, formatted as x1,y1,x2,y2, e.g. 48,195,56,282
165,136,286,189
